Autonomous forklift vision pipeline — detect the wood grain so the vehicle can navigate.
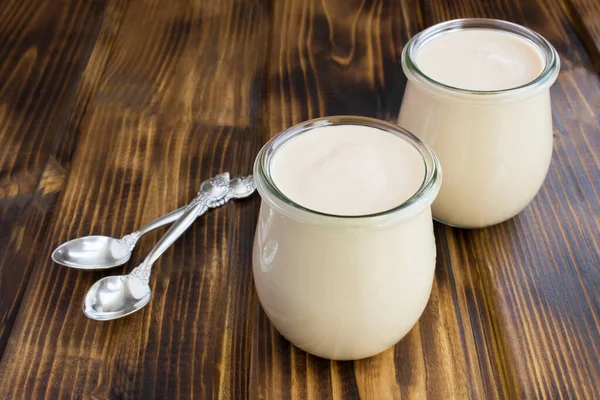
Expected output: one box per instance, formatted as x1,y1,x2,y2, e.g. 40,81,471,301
0,0,269,398
0,0,117,360
0,0,597,398
423,0,600,398
564,0,600,72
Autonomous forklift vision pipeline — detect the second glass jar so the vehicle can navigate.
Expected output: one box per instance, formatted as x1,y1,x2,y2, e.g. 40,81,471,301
398,19,560,228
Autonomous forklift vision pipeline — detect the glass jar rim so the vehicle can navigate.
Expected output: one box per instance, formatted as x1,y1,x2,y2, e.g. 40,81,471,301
402,18,560,96
253,116,442,223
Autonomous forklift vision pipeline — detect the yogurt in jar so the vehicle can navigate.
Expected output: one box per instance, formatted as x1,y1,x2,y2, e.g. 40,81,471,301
398,19,560,228
271,125,425,215
252,117,441,360
416,29,545,91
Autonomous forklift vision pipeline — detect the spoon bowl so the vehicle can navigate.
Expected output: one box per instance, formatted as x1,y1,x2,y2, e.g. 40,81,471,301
52,236,131,270
83,275,151,320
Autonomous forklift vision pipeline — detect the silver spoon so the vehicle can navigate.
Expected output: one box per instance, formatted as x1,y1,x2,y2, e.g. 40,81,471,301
82,173,256,321
54,196,203,269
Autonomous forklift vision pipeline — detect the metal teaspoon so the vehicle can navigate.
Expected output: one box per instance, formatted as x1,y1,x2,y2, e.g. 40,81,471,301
82,173,256,321
53,184,217,270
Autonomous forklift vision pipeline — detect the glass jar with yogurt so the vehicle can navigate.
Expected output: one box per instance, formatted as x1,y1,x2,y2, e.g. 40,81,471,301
252,116,442,360
398,19,560,228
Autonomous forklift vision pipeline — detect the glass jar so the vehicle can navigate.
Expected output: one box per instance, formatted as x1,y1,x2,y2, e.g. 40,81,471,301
398,19,560,228
252,116,442,360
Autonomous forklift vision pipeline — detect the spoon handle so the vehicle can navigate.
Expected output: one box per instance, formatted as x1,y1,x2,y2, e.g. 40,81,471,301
129,195,210,283
117,206,188,251
136,206,188,236
129,172,232,284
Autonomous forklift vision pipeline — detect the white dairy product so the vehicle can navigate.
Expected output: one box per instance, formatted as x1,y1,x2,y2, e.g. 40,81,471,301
252,117,441,360
416,29,545,91
270,125,425,216
398,20,560,228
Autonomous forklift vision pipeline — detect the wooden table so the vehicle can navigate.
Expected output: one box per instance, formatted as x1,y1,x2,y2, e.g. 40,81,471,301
0,0,598,398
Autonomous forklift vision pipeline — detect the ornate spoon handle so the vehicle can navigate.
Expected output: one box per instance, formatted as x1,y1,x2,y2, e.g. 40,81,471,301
117,206,188,250
118,175,257,251
138,207,187,235
129,173,231,284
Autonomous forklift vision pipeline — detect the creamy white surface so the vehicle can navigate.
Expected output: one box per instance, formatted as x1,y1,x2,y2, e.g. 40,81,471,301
416,29,545,91
270,125,425,216
253,205,436,360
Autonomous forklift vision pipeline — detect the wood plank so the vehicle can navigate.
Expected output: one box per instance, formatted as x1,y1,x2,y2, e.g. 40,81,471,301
264,0,423,135
421,0,600,398
563,0,600,73
0,0,270,398
0,0,120,360
252,0,516,398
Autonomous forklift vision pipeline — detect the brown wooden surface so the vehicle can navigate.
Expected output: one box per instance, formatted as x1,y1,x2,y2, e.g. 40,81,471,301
566,0,600,72
0,0,597,398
